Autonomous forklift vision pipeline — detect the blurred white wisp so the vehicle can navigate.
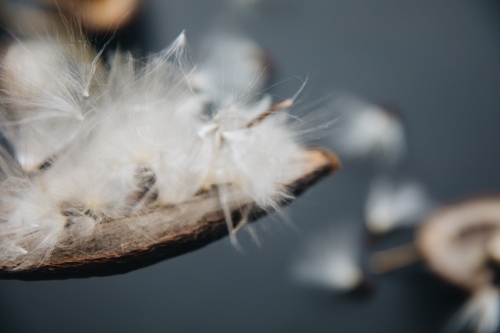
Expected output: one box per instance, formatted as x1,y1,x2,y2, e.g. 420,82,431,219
292,220,365,292
191,32,271,103
0,38,97,172
365,177,433,235
333,96,406,167
448,286,500,333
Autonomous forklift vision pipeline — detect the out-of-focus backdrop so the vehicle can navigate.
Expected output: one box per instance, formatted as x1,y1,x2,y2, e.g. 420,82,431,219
1,1,500,332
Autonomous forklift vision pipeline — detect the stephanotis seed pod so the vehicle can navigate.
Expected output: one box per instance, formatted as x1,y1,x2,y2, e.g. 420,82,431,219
0,31,340,280
37,0,143,33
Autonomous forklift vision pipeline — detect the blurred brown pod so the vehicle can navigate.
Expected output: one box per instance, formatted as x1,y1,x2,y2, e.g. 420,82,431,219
370,195,500,332
38,0,143,32
417,196,500,291
0,149,340,280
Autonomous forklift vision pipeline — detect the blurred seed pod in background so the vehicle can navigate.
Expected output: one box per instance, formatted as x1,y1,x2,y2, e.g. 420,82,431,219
37,0,143,33
371,195,500,333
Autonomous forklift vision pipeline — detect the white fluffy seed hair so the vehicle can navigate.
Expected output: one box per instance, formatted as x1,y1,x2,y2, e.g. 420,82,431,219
191,32,270,102
291,220,364,291
0,31,314,268
332,95,406,166
365,177,433,235
447,286,500,333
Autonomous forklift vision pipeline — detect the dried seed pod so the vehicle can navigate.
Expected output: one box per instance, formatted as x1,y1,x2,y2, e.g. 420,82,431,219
417,196,500,333
0,31,340,280
417,196,500,291
370,196,500,333
0,148,339,280
38,0,142,32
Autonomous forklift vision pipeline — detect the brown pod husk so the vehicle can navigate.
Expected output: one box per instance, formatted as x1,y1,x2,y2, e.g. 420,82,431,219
417,195,500,291
0,149,340,280
38,0,143,32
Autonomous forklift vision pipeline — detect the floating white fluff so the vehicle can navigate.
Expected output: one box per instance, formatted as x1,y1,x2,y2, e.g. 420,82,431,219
0,37,99,172
448,286,500,333
0,31,312,267
292,221,363,291
365,177,432,235
191,32,270,102
334,97,405,166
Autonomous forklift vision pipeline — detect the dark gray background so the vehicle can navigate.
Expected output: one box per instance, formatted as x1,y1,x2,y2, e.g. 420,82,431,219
1,1,500,332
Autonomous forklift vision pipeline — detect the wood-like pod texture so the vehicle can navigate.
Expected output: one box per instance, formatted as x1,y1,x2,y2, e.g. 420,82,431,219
38,0,142,32
417,196,500,291
0,149,339,280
